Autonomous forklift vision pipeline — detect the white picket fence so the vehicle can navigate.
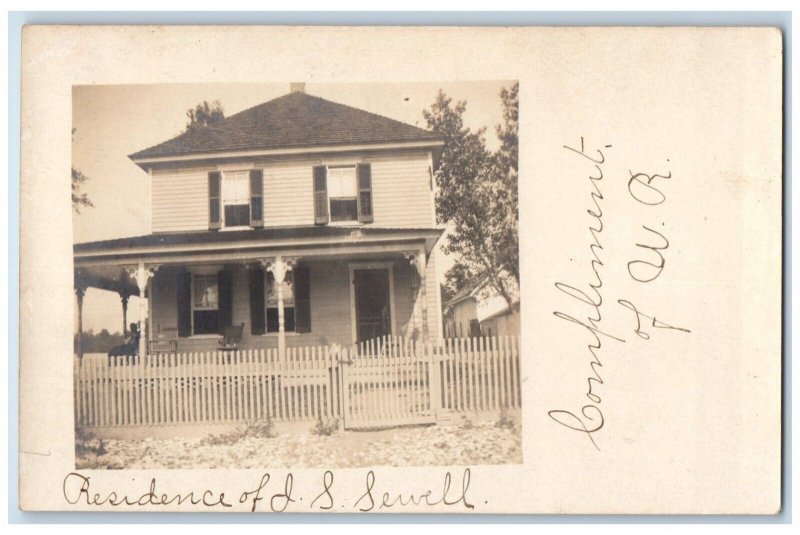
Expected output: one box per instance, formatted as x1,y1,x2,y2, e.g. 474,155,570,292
74,335,521,429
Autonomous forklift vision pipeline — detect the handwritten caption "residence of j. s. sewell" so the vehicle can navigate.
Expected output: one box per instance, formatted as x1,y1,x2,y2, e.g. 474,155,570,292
62,468,476,512
549,137,692,450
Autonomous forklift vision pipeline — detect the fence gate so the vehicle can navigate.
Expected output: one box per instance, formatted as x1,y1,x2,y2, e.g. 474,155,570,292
339,342,437,429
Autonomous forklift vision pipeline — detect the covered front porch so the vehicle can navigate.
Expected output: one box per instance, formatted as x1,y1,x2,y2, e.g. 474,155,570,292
73,226,444,361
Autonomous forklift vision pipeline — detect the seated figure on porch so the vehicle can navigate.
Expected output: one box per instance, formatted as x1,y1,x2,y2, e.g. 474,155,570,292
107,323,140,361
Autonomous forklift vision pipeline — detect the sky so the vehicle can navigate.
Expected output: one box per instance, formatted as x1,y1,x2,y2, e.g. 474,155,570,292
73,81,513,334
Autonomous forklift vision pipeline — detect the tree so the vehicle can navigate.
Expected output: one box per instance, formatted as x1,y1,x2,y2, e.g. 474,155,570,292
71,167,93,213
423,85,519,310
72,128,93,214
185,100,225,132
441,261,476,303
489,82,519,284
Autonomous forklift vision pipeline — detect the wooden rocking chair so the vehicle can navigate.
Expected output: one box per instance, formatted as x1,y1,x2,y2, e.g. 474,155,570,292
148,324,178,356
219,323,245,352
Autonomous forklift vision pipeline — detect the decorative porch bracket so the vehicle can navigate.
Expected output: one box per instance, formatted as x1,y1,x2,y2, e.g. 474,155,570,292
125,262,160,358
259,256,299,360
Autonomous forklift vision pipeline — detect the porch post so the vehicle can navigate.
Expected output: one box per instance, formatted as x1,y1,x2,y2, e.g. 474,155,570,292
75,284,86,361
120,293,129,338
418,248,429,342
263,256,297,361
126,262,159,358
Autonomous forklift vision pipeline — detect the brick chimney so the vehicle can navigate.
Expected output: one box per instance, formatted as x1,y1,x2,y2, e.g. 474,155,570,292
290,82,306,94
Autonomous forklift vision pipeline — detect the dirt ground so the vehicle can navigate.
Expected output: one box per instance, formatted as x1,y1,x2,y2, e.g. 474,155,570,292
76,418,522,469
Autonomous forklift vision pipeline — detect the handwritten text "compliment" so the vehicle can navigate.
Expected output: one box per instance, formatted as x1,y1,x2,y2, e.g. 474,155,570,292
548,138,624,451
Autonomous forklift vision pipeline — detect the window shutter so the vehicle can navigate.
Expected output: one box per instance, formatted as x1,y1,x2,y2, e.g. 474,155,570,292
209,171,221,230
294,266,311,333
357,163,373,223
218,269,233,334
176,269,192,337
313,165,328,225
249,266,266,335
249,169,264,227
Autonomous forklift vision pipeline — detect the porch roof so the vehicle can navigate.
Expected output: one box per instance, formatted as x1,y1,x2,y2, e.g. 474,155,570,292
74,226,444,265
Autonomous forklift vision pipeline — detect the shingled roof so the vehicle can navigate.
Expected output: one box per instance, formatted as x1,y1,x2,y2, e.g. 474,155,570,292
129,91,443,161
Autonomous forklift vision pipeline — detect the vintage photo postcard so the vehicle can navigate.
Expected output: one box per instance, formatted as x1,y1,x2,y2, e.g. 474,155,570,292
18,26,782,513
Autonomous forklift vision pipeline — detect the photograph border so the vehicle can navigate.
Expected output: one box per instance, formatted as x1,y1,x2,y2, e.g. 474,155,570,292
8,10,792,524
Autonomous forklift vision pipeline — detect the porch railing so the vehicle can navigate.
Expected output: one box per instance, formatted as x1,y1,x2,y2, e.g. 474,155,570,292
74,335,521,429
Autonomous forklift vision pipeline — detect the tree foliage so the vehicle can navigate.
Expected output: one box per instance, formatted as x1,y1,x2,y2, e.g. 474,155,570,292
71,129,93,213
185,100,225,132
71,167,93,213
424,83,519,309
441,261,477,303
74,328,126,353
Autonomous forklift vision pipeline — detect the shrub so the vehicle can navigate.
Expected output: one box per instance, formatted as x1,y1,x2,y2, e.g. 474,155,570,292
312,417,340,436
75,419,107,458
237,416,275,439
199,431,241,447
199,416,275,446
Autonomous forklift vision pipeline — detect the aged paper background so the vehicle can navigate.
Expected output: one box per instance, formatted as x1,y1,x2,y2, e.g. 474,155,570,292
19,26,782,513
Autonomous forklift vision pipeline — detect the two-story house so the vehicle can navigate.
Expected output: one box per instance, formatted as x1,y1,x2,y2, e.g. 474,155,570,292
73,85,445,360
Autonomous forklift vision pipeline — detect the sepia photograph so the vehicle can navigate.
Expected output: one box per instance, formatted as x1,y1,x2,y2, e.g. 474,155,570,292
17,22,783,515
71,81,522,470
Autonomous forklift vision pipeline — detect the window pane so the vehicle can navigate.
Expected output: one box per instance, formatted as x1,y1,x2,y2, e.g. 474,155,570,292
327,166,356,197
284,308,295,332
193,276,218,309
266,272,294,306
266,307,295,333
266,308,279,333
224,204,250,227
330,198,358,221
194,310,219,334
223,171,249,203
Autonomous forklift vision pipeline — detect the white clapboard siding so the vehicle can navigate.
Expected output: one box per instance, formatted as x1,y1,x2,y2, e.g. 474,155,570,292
151,166,213,233
75,336,521,431
368,150,435,228
262,161,314,227
149,149,435,233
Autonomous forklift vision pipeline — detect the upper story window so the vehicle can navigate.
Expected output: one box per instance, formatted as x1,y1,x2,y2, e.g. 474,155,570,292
327,166,358,222
209,169,263,230
314,163,373,225
222,171,250,227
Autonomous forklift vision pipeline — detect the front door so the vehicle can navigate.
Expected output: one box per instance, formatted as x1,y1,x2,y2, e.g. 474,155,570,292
353,268,392,344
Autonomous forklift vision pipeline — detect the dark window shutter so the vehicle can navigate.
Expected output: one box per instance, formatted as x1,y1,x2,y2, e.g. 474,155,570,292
313,165,328,225
294,266,311,333
176,269,192,337
249,169,264,227
357,163,373,223
218,269,233,334
249,266,266,335
209,171,221,230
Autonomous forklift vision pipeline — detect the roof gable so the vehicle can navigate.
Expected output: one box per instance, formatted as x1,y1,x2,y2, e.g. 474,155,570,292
130,92,442,162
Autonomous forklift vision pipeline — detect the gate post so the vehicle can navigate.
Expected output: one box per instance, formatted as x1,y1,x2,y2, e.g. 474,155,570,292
337,345,347,430
427,341,442,418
